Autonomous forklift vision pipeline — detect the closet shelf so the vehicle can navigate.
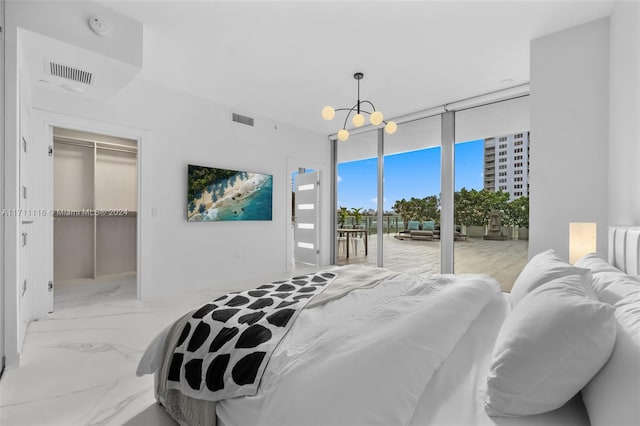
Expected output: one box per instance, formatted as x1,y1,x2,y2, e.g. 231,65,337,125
53,135,137,282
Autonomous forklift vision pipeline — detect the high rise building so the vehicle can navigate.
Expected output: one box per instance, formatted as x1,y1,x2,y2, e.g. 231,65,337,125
483,132,530,199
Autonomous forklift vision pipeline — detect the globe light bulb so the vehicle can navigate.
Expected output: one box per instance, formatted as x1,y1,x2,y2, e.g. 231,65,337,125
352,113,365,127
384,121,398,134
337,129,350,141
370,110,384,126
322,106,335,120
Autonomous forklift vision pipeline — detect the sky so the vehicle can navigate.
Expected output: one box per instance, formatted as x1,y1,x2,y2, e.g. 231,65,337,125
337,139,484,212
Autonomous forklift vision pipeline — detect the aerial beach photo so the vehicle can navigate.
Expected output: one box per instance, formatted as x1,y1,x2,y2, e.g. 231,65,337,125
187,164,273,222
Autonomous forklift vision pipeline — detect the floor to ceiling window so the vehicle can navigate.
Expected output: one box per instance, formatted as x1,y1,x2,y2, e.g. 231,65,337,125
452,96,530,291
383,116,441,274
453,135,529,292
336,131,377,266
333,91,530,288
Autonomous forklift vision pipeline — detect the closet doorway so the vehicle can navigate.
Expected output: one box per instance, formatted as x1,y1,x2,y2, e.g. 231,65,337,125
52,127,137,305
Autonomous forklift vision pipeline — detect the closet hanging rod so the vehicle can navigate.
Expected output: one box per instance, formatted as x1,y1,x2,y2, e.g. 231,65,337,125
54,137,138,154
95,145,138,155
54,134,137,150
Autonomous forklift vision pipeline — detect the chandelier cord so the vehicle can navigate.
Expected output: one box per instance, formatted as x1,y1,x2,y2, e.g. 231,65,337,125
340,101,379,130
357,77,360,115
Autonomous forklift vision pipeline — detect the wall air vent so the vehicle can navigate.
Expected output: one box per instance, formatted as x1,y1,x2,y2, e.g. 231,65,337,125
232,113,254,127
47,61,93,85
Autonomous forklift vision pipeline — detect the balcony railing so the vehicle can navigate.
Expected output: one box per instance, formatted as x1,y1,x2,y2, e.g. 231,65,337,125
337,215,404,235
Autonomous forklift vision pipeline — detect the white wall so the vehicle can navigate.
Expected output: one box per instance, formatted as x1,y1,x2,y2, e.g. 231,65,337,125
4,2,331,368
529,18,610,261
11,0,142,67
608,1,640,226
30,77,331,301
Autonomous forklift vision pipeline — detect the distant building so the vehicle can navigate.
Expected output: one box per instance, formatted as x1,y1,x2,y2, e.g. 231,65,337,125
483,132,530,200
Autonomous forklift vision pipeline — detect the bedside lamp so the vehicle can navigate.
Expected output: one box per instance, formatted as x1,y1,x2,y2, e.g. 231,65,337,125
569,222,597,264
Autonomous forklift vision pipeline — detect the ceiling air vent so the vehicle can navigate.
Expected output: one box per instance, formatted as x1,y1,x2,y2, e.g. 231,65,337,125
232,113,254,127
47,61,93,85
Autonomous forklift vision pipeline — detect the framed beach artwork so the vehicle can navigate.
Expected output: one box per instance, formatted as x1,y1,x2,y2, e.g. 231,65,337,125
187,164,273,222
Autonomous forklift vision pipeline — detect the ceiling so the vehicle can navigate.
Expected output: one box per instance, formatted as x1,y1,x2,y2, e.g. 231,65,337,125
95,0,614,136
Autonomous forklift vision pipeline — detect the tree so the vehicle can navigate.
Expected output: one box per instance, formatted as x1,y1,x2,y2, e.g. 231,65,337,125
454,188,470,226
454,188,484,226
392,199,411,229
504,196,529,228
482,190,510,225
423,195,440,222
392,188,529,233
454,188,510,226
187,165,235,203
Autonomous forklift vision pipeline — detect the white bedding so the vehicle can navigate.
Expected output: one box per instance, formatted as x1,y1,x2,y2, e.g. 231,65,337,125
217,272,500,426
139,266,591,426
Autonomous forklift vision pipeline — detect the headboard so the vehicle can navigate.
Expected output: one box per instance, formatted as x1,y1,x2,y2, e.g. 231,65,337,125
608,226,640,274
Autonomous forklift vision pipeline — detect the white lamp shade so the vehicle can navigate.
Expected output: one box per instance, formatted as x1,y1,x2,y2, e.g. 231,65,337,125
569,222,597,264
352,113,365,127
384,121,398,134
322,106,335,120
337,129,349,141
370,110,384,126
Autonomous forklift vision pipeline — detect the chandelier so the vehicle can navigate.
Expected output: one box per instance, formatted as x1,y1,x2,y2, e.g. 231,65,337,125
322,72,398,141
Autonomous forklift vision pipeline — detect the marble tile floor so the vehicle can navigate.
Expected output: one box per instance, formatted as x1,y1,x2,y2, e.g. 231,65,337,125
0,240,527,426
0,266,323,426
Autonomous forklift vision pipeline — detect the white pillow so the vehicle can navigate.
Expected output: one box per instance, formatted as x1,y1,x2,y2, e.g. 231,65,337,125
574,252,621,274
574,252,628,295
485,274,616,417
582,292,640,426
510,249,592,306
598,275,640,305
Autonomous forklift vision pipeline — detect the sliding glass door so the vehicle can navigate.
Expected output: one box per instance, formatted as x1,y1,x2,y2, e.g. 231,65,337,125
452,97,530,291
336,131,377,266
383,116,441,274
333,95,530,287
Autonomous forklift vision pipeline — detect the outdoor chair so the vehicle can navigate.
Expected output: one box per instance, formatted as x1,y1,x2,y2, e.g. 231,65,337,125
337,232,347,256
351,225,366,256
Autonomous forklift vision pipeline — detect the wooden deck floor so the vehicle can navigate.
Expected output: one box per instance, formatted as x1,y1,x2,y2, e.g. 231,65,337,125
336,234,528,292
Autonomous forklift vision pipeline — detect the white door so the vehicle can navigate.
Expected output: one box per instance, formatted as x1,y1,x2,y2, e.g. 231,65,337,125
18,134,32,349
0,10,4,372
294,171,320,265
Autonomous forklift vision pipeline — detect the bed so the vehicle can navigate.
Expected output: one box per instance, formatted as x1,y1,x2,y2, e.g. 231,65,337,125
137,225,640,426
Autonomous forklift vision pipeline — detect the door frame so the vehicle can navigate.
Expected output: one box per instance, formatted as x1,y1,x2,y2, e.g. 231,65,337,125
30,109,151,317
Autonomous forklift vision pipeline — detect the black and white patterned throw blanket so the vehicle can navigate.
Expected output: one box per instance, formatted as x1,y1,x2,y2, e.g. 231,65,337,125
166,271,337,401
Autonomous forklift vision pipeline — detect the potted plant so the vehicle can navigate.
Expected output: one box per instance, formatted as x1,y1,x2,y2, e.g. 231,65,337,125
338,206,350,229
352,207,363,229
